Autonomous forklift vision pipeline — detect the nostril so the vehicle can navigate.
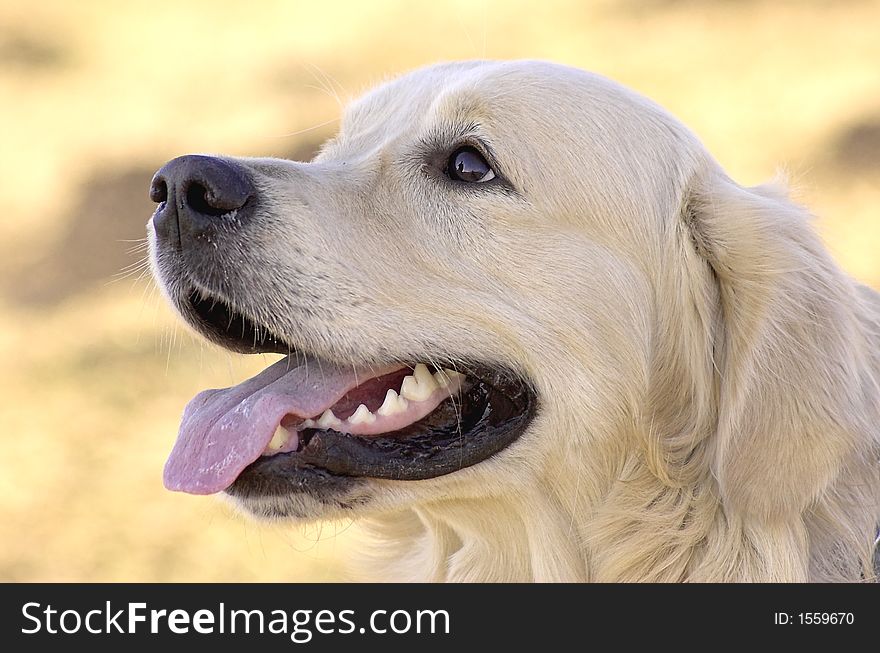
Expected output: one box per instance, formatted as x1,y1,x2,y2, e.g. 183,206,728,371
185,182,236,217
150,178,168,204
150,155,254,234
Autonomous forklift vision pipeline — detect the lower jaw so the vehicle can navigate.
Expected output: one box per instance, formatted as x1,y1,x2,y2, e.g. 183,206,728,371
225,366,537,500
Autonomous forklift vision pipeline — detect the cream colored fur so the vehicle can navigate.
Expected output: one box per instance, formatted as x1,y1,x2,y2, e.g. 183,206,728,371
163,60,880,581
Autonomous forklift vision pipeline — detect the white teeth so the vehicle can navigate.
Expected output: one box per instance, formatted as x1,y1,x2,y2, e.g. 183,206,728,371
434,369,462,388
348,403,377,425
298,365,464,435
413,363,439,390
268,425,290,451
400,364,440,402
316,409,341,430
400,375,428,401
377,388,409,416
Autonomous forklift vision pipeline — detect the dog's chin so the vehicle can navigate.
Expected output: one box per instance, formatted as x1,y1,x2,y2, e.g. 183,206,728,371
223,477,371,521
164,281,539,515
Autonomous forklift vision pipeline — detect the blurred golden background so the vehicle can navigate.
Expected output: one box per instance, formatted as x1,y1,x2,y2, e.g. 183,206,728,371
1,0,878,581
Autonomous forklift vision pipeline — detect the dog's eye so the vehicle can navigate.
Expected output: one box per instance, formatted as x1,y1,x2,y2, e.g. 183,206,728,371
446,146,496,183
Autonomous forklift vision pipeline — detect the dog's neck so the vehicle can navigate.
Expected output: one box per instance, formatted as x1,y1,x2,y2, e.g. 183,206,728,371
355,447,876,582
354,439,650,582
356,492,590,582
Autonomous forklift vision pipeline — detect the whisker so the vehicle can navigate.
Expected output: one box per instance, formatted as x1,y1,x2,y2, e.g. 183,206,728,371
272,117,340,140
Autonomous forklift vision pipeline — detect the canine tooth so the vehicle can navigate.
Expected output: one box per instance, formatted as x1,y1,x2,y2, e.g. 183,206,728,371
413,364,440,391
300,418,315,429
268,425,289,451
436,369,463,388
316,409,340,429
377,389,408,416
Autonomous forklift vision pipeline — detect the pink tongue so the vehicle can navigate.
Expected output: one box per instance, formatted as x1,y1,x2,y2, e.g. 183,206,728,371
163,356,396,495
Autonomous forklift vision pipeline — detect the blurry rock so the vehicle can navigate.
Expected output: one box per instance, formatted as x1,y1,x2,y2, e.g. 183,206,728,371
5,165,158,307
0,27,68,71
829,118,880,172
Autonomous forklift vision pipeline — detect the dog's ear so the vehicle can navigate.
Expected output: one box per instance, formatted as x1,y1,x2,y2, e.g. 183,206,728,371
683,167,871,525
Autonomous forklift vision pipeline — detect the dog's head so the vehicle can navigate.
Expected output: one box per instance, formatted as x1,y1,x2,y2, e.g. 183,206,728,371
149,61,672,520
149,60,872,569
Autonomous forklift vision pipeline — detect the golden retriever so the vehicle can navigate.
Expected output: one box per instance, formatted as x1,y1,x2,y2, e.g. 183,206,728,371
148,60,880,582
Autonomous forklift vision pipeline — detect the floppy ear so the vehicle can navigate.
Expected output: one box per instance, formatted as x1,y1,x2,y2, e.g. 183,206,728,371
683,166,872,525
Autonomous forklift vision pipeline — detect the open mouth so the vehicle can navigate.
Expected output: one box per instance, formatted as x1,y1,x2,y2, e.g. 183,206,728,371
165,288,537,497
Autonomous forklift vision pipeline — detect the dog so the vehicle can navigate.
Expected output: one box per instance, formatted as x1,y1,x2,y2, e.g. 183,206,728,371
148,60,880,582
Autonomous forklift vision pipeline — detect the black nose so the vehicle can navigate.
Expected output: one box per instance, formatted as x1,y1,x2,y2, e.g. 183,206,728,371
149,155,254,245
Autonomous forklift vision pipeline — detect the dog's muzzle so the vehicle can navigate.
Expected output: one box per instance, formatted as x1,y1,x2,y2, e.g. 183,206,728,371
147,153,539,513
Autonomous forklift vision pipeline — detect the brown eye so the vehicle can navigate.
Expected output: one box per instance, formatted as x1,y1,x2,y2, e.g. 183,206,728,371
446,146,496,183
